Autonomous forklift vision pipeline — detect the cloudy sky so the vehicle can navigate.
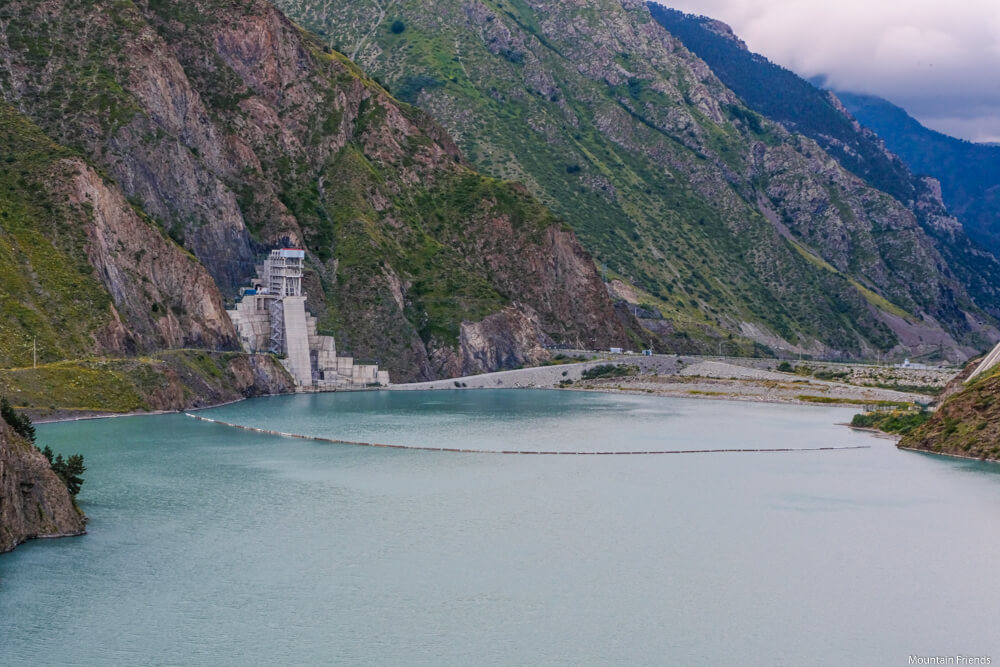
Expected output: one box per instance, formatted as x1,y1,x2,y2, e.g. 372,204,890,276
655,0,1000,143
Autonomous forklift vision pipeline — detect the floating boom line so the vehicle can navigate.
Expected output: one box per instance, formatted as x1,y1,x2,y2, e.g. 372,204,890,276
185,414,870,456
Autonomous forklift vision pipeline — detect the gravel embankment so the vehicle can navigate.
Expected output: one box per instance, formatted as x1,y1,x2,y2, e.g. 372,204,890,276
391,354,940,407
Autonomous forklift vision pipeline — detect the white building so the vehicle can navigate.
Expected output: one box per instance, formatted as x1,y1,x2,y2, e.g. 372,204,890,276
227,249,389,389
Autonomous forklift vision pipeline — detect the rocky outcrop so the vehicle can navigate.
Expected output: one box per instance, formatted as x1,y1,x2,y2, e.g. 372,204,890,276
155,352,297,409
457,305,551,377
68,161,239,353
0,102,238,367
0,421,85,554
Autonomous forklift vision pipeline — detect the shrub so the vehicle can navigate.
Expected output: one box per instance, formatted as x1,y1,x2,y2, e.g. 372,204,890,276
582,364,637,380
851,410,931,436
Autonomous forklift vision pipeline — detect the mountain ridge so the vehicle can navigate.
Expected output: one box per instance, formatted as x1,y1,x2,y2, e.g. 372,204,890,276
647,4,1000,334
833,90,1000,261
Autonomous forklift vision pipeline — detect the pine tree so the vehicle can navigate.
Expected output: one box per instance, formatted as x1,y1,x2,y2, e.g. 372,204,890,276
49,452,86,496
62,455,86,497
0,396,35,443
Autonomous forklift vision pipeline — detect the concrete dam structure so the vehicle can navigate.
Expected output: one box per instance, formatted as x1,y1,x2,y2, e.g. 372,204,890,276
227,249,389,390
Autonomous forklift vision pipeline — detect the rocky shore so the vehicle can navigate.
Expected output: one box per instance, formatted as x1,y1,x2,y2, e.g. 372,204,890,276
0,421,86,554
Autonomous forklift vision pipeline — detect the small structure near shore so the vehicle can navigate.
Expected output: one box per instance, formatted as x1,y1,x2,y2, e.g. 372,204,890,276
226,249,389,390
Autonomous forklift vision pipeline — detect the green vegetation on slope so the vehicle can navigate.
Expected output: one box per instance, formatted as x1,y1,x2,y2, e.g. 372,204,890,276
850,410,931,436
838,91,1000,262
278,0,984,357
0,103,113,367
649,6,1000,321
899,364,1000,460
0,351,292,417
1,0,627,385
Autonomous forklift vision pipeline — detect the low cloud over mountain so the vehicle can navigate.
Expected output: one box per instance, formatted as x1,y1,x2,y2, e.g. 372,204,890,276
655,0,1000,142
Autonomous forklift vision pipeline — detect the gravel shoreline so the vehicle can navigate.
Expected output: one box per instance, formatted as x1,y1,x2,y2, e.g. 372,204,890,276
390,354,938,407
32,355,947,423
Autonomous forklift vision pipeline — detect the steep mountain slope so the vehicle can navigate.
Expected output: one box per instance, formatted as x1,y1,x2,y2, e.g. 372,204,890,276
0,102,237,367
646,5,916,201
279,0,997,361
647,5,1000,325
0,419,86,554
0,103,294,412
0,0,627,383
835,92,1000,260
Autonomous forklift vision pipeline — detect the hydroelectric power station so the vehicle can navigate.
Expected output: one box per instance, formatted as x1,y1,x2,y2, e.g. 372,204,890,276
226,249,389,390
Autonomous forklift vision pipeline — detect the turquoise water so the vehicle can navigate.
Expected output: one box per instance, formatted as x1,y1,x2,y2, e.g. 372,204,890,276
1,390,998,665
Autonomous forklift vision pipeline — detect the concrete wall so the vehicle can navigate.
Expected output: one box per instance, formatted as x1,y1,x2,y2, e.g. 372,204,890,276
968,341,1000,383
228,296,272,353
281,297,312,386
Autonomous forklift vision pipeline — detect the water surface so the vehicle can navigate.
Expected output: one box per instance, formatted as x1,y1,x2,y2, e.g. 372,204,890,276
2,390,998,665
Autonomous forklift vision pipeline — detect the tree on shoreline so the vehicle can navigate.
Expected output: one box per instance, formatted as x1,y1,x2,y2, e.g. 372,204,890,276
3,396,86,497
48,452,87,497
1,396,36,442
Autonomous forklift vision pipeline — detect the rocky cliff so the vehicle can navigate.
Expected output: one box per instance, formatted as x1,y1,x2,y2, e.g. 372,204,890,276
0,102,237,367
0,421,85,554
836,91,1000,261
282,0,999,360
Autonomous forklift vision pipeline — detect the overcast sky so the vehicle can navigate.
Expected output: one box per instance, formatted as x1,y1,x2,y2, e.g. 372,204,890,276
655,1,1000,143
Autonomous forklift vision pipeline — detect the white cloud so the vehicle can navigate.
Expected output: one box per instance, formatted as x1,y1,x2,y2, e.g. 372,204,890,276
915,114,1000,144
653,0,1000,142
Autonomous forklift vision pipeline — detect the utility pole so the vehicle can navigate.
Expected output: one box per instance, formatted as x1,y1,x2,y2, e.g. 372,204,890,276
33,338,36,369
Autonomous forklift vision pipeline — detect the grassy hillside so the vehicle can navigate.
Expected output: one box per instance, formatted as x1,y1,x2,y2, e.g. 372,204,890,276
899,363,1000,460
0,351,294,418
278,0,994,360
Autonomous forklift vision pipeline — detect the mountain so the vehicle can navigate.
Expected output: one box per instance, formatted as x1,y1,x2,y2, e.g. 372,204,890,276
645,5,915,201
0,0,626,390
647,4,1000,330
279,0,998,361
833,91,1000,260
0,419,85,554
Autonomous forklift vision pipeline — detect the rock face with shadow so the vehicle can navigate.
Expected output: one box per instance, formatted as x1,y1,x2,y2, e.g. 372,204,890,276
0,421,86,554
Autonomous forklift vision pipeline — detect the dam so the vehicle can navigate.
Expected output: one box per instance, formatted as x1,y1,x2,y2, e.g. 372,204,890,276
226,248,389,390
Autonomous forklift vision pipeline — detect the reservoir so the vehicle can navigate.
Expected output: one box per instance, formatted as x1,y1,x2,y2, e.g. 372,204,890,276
2,390,998,664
